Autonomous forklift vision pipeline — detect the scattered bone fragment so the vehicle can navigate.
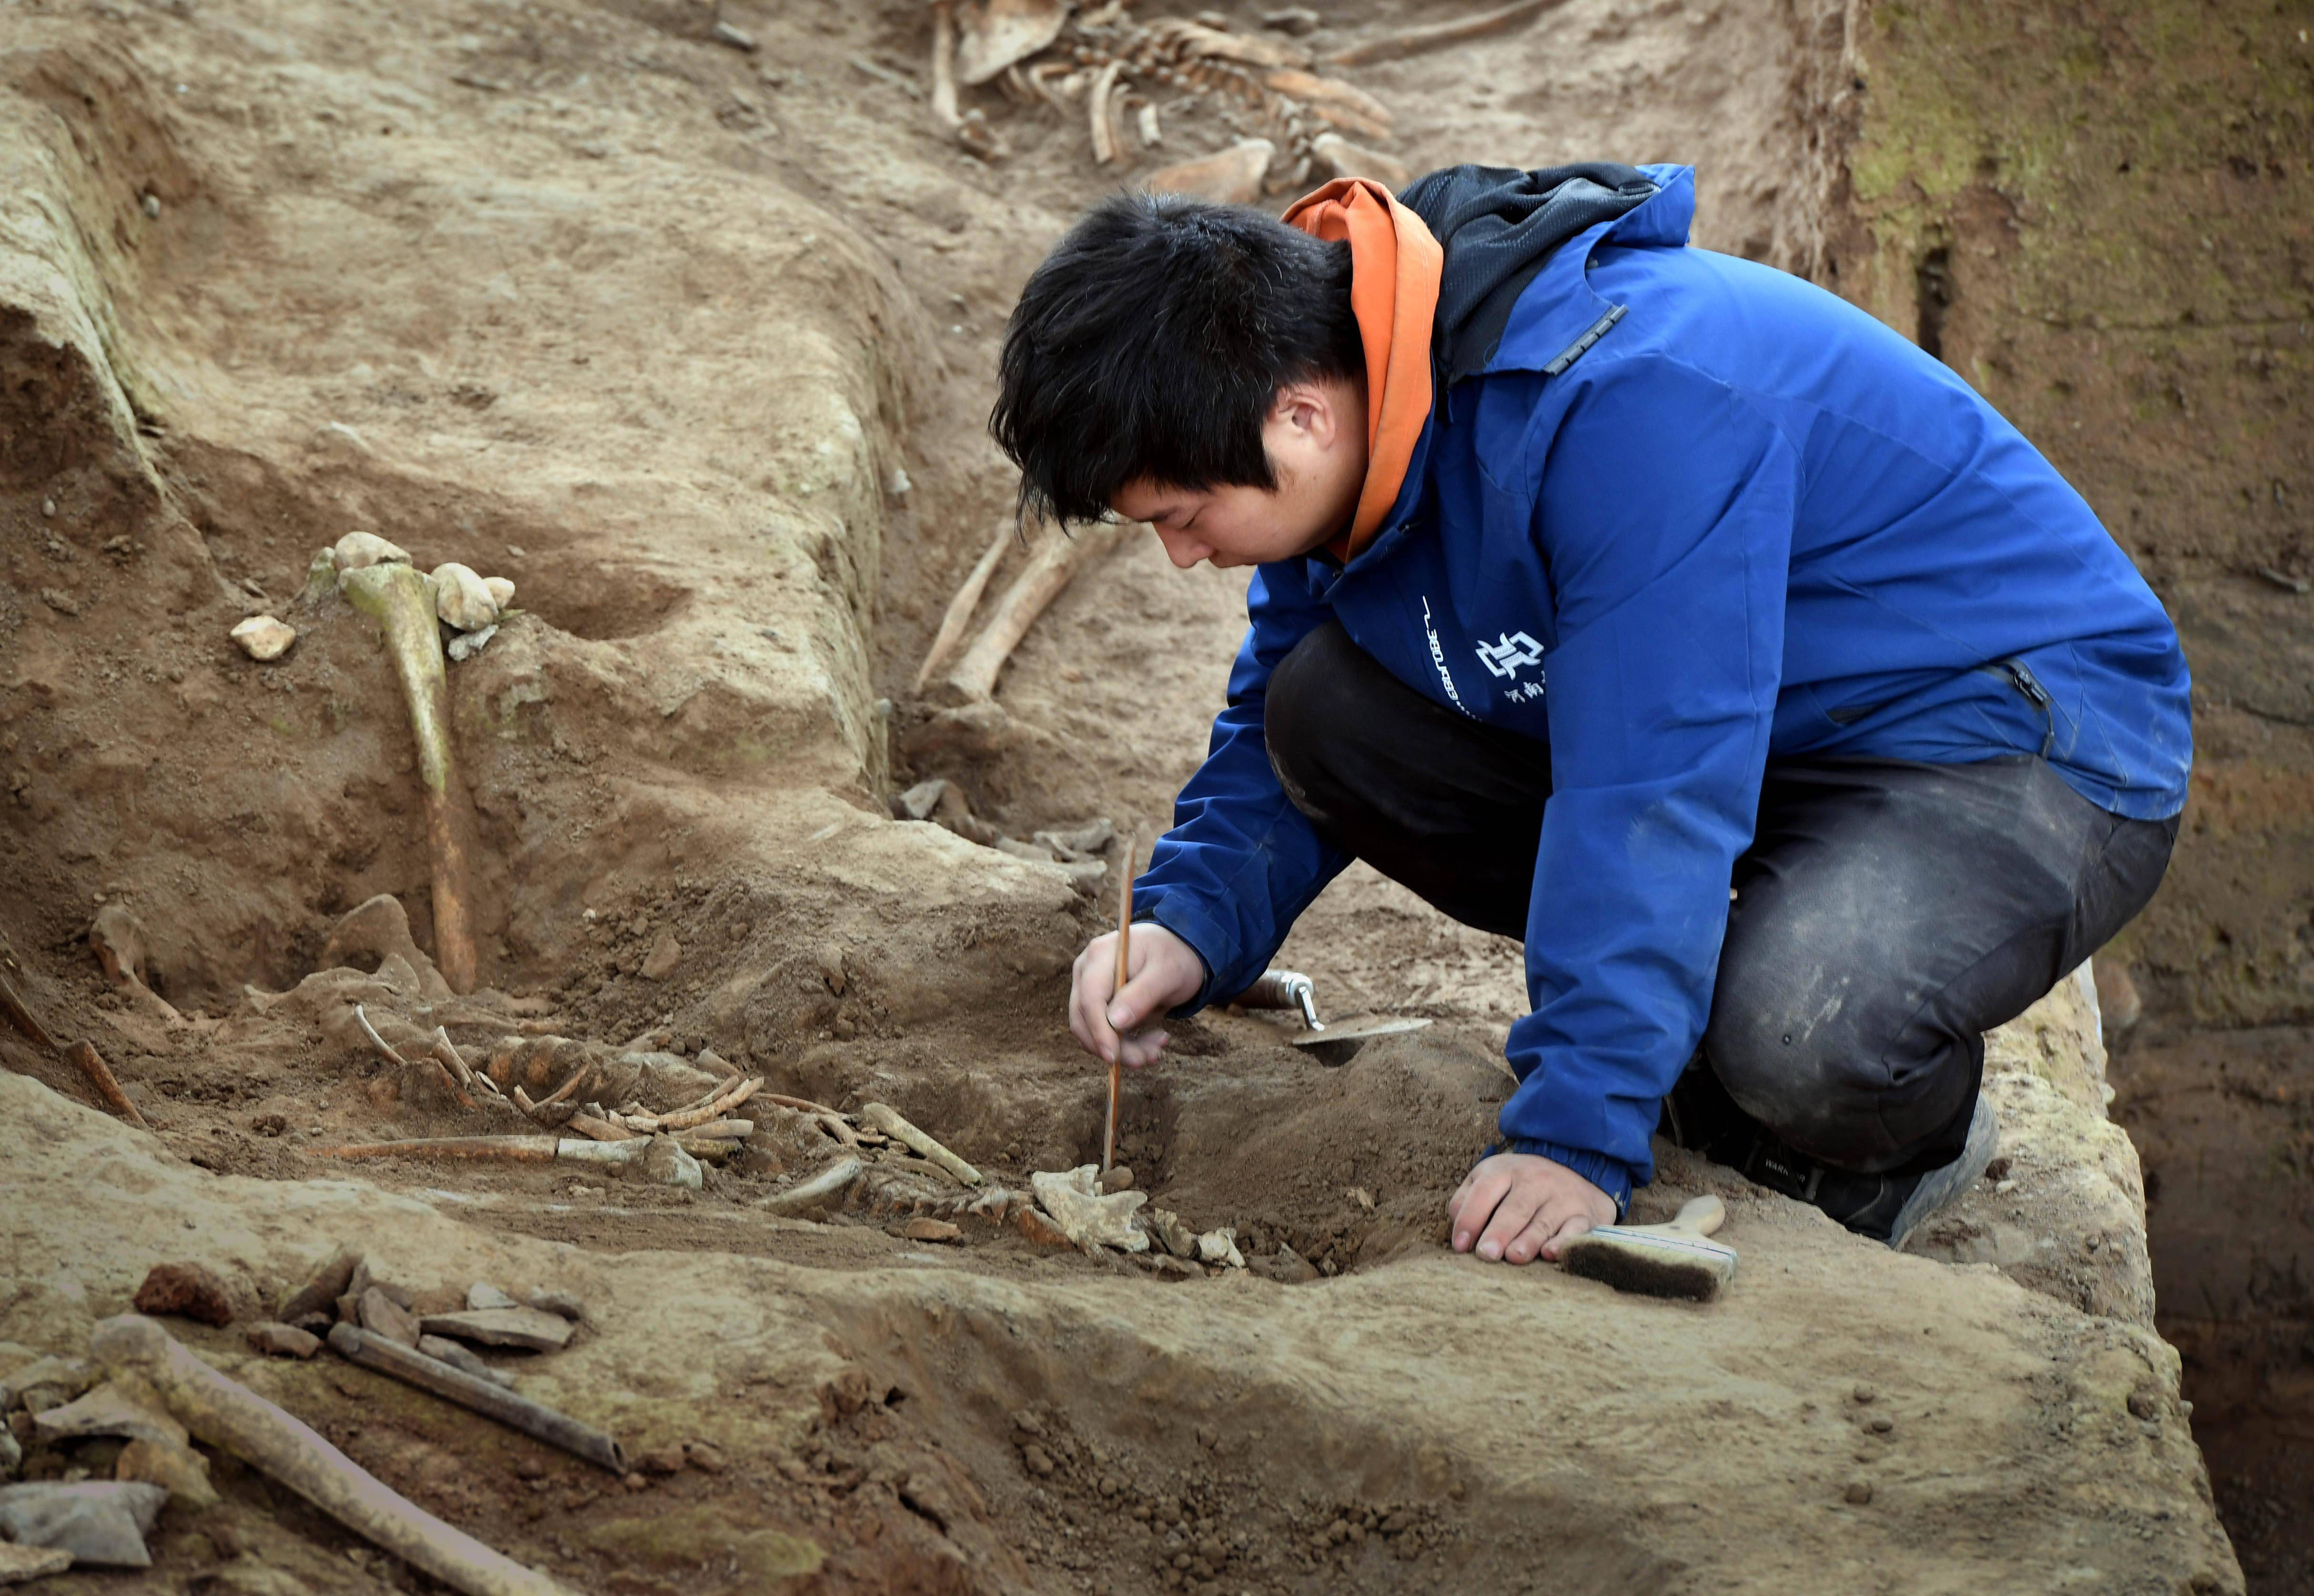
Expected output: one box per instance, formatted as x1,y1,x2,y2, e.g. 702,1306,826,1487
1146,1208,1199,1259
332,530,411,571
1030,1166,1150,1253
132,1262,233,1327
0,1540,71,1582
231,614,297,661
759,1156,863,1216
430,562,500,631
1262,5,1321,33
360,1287,423,1348
942,519,1129,701
467,1283,520,1312
1323,0,1560,65
1035,817,1115,857
914,520,1015,691
278,1248,360,1323
1087,58,1127,163
1,1358,90,1417
416,1307,576,1353
524,1288,585,1323
1263,1244,1319,1284
247,1321,322,1359
87,905,180,1024
447,624,497,662
954,0,1072,84
641,1134,704,1189
929,0,962,128
117,1434,219,1507
331,1328,626,1474
417,1335,515,1388
93,1314,581,1596
340,561,482,993
1142,140,1274,204
893,1217,964,1243
64,1040,147,1128
0,1480,168,1568
0,1429,16,1482
1309,130,1409,187
1195,1227,1246,1269
1013,1204,1074,1249
31,1383,189,1449
858,1102,983,1185
710,19,756,50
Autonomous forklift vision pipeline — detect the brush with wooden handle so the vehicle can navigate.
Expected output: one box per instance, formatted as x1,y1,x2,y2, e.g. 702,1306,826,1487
1104,835,1134,1175
1558,1195,1736,1301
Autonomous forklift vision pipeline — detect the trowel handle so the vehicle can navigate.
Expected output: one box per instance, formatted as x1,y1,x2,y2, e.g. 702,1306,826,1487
1672,1195,1725,1237
1232,969,1323,1030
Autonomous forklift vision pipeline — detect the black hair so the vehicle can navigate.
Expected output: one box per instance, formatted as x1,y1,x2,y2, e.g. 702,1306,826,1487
990,190,1363,526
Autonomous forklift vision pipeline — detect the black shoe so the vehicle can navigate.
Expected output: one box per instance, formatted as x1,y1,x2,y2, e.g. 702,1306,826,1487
1657,1062,2000,1249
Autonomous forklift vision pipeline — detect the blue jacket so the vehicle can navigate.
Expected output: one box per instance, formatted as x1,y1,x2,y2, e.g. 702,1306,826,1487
1133,165,2192,1210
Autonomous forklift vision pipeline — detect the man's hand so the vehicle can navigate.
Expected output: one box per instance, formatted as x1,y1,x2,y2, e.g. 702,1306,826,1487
1448,1152,1618,1265
1069,923,1205,1068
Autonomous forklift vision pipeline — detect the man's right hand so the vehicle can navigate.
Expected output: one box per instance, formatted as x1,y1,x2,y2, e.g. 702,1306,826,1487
1069,922,1205,1068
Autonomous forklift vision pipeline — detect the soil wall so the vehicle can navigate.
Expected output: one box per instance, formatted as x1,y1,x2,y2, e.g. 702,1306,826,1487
1824,4,2313,1585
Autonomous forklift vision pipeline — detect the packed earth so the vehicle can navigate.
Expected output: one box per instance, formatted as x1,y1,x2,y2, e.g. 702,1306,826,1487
0,0,2304,1592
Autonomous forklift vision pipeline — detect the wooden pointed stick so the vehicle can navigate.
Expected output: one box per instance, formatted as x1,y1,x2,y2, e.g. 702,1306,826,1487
915,519,1015,691
928,0,962,130
1106,835,1134,1174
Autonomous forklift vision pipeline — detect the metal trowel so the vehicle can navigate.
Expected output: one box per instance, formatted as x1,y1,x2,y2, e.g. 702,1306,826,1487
1287,1015,1431,1066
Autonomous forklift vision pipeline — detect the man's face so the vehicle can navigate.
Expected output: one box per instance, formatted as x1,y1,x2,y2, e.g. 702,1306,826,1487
1111,376,1369,569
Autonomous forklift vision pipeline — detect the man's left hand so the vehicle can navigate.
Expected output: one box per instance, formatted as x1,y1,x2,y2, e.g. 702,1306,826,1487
1448,1152,1618,1265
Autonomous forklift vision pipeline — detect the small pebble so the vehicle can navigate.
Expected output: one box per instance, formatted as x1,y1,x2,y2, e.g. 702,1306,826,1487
1867,1415,1894,1434
1099,1165,1136,1194
1844,1480,1873,1505
41,498,55,517
230,615,297,661
1851,1383,1877,1405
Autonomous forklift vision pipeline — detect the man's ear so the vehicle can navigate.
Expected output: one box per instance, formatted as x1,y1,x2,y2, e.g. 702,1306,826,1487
1272,379,1344,451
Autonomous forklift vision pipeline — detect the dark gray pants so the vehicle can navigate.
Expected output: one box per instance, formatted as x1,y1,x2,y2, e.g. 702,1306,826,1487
1266,622,2177,1176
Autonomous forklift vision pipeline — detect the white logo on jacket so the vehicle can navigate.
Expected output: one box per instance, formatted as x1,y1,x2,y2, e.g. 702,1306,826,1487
1421,598,1472,716
1475,631,1545,681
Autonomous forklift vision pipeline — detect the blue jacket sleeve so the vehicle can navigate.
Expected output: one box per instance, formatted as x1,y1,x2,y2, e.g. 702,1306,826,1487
1132,560,1351,1012
1497,357,1797,1209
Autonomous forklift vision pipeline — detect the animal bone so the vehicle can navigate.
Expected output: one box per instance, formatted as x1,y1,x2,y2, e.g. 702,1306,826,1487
326,1326,625,1474
1086,58,1127,163
760,1156,864,1216
1323,0,1562,65
954,0,1073,85
929,0,962,127
1142,139,1273,203
65,1040,149,1128
915,519,1017,691
941,521,1128,701
94,1316,578,1596
858,1101,983,1185
1028,1166,1149,1253
339,563,481,994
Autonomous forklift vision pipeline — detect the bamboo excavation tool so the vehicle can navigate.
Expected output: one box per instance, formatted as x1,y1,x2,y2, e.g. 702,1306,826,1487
1104,834,1135,1175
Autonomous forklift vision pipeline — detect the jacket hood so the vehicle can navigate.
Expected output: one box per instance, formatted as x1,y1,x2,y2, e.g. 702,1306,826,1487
1280,177,1442,561
1400,162,1661,387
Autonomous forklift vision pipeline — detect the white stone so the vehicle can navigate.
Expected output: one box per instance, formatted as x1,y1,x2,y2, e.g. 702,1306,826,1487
230,615,296,661
447,624,497,662
429,562,499,630
333,530,410,571
481,575,515,609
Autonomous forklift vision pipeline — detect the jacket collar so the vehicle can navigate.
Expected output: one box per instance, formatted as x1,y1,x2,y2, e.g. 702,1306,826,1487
1484,163,1694,377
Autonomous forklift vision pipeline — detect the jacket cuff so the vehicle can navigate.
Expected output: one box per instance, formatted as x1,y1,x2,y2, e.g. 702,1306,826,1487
1495,1138,1634,1220
1135,897,1223,1017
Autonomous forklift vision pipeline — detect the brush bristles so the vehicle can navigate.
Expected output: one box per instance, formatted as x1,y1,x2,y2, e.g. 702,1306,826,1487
1560,1238,1727,1301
